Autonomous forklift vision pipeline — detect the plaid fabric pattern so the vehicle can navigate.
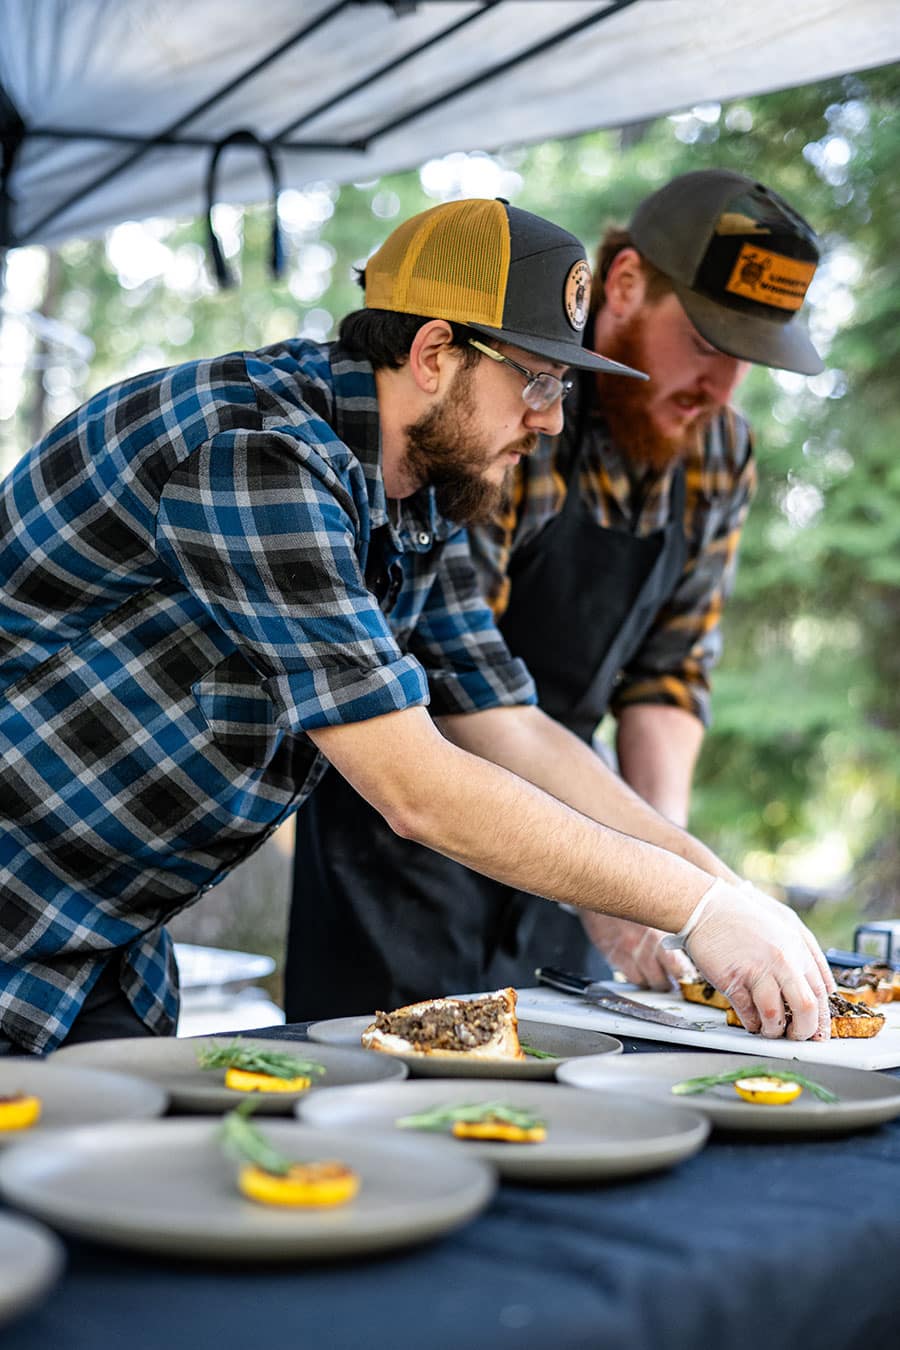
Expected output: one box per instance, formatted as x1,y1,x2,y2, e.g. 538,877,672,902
470,386,756,728
0,340,534,1052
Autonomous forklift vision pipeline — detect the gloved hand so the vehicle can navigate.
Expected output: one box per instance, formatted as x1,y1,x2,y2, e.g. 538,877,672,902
580,912,695,990
674,878,835,1040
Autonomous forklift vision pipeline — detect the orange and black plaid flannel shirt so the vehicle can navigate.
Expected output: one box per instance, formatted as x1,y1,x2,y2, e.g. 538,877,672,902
468,394,756,728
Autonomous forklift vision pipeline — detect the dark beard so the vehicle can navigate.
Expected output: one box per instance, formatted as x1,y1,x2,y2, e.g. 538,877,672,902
402,364,519,525
593,313,714,471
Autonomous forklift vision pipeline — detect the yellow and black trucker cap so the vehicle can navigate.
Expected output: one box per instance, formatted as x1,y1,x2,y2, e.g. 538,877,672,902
365,197,646,379
629,169,823,375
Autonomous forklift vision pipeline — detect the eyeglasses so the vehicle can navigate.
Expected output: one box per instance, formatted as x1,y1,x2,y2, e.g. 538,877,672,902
468,339,574,412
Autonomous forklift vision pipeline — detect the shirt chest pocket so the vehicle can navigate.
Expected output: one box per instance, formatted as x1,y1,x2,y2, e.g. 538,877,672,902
192,651,281,772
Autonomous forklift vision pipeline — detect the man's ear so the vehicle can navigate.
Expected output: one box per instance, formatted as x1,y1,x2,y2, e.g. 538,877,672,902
407,320,459,395
602,248,648,321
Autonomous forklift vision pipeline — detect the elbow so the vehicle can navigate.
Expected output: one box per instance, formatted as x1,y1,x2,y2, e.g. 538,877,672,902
377,791,434,847
383,805,420,843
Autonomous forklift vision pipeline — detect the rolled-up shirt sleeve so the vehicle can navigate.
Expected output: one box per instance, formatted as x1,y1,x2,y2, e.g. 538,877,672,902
406,529,536,715
611,424,757,728
155,429,429,730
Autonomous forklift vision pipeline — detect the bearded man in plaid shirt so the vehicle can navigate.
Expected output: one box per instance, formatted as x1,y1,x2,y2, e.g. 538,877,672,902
0,197,832,1054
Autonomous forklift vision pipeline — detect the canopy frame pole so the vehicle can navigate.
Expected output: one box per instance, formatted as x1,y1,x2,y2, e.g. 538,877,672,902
20,0,354,245
271,1,499,142
358,0,643,147
24,129,355,152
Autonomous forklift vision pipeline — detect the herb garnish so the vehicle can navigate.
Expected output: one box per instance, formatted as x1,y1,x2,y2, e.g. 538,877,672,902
196,1039,326,1080
219,1100,295,1176
395,1101,547,1132
671,1065,838,1103
520,1043,557,1060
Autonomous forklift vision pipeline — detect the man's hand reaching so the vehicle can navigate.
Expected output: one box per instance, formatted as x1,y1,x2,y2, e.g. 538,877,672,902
675,879,835,1041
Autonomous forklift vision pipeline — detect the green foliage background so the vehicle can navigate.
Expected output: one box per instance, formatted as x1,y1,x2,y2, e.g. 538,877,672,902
3,66,898,949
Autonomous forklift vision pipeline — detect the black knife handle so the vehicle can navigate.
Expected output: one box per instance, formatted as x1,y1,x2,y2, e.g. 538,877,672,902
534,966,593,995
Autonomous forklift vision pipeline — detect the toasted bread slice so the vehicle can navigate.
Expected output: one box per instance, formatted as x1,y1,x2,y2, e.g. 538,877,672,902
829,964,894,1005
726,992,885,1039
829,1009,886,1037
678,978,732,1011
361,988,525,1060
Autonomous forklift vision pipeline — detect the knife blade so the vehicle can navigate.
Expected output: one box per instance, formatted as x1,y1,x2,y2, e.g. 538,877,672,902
535,966,711,1032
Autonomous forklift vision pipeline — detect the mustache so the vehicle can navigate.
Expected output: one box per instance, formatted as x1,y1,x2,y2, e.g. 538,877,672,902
505,432,539,457
672,388,720,414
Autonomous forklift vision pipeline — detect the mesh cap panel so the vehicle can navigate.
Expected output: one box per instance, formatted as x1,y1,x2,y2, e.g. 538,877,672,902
365,199,509,327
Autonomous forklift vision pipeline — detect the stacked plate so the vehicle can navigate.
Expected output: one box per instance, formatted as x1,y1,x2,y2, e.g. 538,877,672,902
50,1035,408,1113
0,1119,494,1260
556,1051,900,1134
307,1014,623,1080
0,1056,167,1141
296,1077,710,1182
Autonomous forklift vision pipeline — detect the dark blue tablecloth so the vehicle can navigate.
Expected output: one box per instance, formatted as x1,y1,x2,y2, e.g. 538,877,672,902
6,1028,900,1350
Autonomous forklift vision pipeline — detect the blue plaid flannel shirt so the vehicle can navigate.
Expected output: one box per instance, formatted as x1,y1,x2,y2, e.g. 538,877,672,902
0,340,535,1052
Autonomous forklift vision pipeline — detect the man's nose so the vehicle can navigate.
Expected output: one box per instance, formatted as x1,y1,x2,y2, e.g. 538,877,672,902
525,399,565,436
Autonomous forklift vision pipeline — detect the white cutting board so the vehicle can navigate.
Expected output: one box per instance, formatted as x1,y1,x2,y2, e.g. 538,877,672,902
513,983,900,1070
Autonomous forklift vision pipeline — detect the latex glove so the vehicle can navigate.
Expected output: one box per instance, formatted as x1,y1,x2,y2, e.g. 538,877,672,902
672,878,835,1041
580,912,695,991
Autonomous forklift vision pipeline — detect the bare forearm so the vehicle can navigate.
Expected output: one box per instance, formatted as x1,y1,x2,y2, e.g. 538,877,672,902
311,708,712,930
437,705,734,883
408,745,711,926
616,703,704,827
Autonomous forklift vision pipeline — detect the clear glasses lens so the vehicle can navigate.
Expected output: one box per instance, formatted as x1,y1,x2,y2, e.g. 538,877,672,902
523,374,569,411
469,339,572,412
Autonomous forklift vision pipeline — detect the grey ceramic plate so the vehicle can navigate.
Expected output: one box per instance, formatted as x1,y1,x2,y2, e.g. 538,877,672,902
296,1078,708,1181
306,1016,623,1079
0,1212,65,1330
0,1060,167,1144
49,1036,407,1113
557,1052,900,1134
0,1119,494,1260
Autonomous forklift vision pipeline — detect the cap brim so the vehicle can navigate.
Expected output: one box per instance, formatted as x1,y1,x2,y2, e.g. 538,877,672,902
467,323,649,379
674,284,824,376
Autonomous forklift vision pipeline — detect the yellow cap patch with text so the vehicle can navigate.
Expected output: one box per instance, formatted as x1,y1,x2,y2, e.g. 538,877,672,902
726,244,815,311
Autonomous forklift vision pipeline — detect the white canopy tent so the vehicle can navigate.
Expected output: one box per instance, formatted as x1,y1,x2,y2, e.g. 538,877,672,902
2,0,900,250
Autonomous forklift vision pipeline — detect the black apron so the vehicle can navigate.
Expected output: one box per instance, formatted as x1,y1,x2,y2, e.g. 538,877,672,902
284,421,687,1021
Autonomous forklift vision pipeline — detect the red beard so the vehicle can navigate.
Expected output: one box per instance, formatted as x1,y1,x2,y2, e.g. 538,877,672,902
593,312,718,471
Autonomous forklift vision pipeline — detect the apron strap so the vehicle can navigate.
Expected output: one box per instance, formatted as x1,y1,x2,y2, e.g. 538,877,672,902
571,462,687,725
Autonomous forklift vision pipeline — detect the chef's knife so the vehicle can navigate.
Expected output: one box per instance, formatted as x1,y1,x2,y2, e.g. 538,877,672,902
535,966,711,1032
